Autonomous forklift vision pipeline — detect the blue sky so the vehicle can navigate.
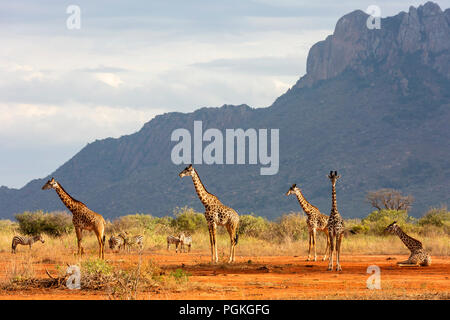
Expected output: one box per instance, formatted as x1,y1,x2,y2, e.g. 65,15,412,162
1,0,449,188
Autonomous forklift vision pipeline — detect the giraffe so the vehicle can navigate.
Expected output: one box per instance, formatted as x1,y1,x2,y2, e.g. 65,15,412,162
42,178,106,259
384,221,431,266
327,171,345,271
286,184,330,261
179,165,239,263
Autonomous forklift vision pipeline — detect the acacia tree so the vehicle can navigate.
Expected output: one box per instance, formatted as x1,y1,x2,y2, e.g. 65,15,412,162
366,189,414,212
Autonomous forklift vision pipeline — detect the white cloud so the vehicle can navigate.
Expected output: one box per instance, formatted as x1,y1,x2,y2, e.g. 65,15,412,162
95,73,124,87
0,103,164,148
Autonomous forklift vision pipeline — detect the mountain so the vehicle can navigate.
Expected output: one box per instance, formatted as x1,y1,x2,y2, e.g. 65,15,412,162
1,2,449,220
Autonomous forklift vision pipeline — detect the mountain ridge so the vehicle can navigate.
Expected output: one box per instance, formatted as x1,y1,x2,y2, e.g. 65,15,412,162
1,2,449,220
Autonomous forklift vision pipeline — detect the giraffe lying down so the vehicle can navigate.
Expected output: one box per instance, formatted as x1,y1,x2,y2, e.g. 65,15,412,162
384,222,431,266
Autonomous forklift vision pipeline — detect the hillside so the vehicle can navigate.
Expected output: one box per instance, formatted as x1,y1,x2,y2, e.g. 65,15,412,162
1,2,449,220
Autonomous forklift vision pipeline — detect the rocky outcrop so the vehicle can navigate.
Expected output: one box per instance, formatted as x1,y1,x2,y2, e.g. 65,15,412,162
296,2,450,88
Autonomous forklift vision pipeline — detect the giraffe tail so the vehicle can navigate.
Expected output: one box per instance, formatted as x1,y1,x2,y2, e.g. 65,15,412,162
235,233,239,246
102,235,106,246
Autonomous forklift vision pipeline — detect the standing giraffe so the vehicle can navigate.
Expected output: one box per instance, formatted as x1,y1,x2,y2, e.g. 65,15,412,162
286,184,330,261
384,222,431,266
179,165,239,263
42,178,106,259
327,171,345,271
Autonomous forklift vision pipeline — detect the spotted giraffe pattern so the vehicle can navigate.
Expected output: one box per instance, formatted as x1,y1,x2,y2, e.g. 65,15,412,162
327,171,345,271
384,222,431,266
42,178,106,259
179,165,239,263
286,184,330,261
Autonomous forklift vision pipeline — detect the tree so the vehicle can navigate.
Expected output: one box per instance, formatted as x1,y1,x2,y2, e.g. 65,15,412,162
366,189,414,211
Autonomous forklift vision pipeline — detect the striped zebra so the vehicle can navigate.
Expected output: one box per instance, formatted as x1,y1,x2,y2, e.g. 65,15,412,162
11,235,44,253
181,235,192,253
108,235,125,251
167,235,182,253
119,232,144,252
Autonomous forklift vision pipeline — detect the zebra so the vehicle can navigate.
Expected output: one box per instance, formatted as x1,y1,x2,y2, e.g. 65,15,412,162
181,235,192,253
167,235,182,253
119,232,144,252
108,235,125,251
11,235,45,253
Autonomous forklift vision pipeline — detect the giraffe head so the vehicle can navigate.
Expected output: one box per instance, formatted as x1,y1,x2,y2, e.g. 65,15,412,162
286,184,300,196
327,171,341,185
384,221,399,234
179,164,194,178
42,177,58,190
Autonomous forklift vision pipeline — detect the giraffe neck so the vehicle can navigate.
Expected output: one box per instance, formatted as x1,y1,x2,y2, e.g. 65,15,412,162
294,190,315,216
393,226,422,252
331,182,339,215
190,169,217,207
54,184,79,213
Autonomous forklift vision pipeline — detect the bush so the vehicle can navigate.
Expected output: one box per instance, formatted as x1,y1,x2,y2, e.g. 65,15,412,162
171,207,207,233
418,206,450,227
15,211,73,237
361,209,416,235
238,214,271,239
272,213,308,241
108,214,156,233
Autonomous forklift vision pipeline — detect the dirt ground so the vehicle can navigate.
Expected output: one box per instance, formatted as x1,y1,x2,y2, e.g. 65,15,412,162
0,250,448,300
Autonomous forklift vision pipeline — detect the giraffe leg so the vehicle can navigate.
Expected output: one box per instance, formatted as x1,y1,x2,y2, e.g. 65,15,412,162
336,233,343,271
312,228,317,262
75,227,84,256
328,235,335,271
226,224,237,263
212,224,218,263
208,224,217,263
322,230,330,261
95,232,103,259
307,232,312,261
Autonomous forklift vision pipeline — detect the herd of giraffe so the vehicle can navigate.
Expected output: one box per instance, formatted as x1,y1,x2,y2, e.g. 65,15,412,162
11,165,431,271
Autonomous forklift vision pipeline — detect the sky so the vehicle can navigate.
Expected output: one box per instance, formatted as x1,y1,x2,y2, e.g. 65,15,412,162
1,0,449,189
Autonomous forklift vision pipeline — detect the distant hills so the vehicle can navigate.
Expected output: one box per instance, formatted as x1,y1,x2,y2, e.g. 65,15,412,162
1,2,449,220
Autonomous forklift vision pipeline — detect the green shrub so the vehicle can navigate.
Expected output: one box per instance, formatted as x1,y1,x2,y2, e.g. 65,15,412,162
351,224,370,234
418,206,450,227
15,211,73,237
272,213,308,241
238,214,271,238
170,268,190,283
171,207,207,233
361,209,416,235
108,214,156,233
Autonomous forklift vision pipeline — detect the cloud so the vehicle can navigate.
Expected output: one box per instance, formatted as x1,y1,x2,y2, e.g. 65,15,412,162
191,55,305,76
95,73,124,87
0,103,164,148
